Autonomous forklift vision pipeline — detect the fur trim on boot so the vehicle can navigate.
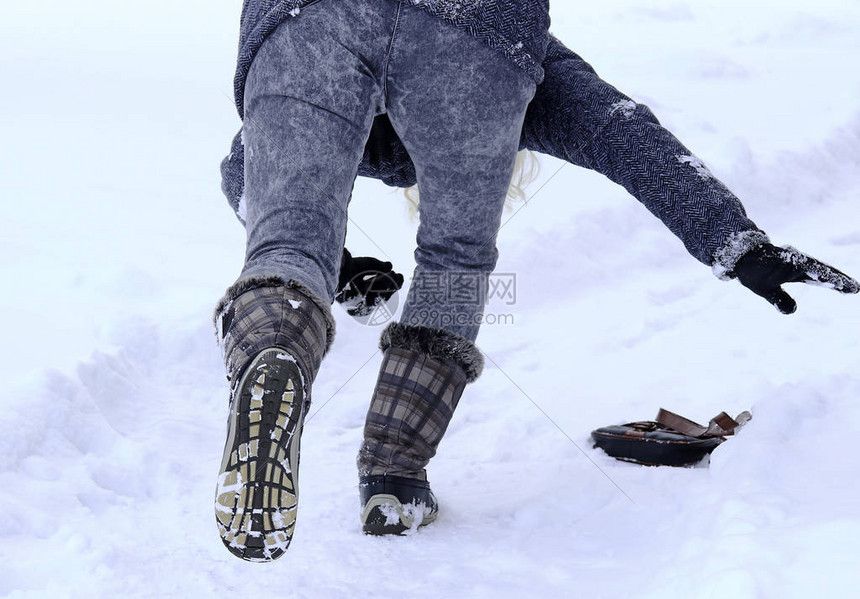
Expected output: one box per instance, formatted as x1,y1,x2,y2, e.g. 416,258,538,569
379,322,483,383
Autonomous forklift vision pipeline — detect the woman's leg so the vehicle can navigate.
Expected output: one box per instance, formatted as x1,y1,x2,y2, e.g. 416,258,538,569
214,0,396,560
387,11,537,343
238,8,393,305
356,5,539,534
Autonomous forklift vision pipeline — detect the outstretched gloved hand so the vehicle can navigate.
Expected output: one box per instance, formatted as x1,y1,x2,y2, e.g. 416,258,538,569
732,243,859,314
335,248,405,317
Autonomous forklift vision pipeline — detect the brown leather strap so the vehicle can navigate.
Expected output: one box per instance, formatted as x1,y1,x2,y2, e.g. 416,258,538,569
656,408,751,439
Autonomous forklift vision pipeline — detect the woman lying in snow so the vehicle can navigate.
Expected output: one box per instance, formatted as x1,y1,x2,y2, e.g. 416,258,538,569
220,35,858,315
213,12,858,563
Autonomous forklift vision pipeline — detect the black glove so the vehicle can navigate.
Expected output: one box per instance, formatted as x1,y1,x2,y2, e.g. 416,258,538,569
335,248,405,317
732,243,859,314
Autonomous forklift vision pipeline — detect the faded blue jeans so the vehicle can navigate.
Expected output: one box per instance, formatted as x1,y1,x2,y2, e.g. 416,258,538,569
239,0,538,342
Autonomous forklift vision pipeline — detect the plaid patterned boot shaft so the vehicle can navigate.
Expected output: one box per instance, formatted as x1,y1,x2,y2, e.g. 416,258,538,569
358,325,476,479
215,281,331,397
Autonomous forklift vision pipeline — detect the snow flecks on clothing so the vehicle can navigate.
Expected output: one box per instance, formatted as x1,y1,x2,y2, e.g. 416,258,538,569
779,246,860,292
409,0,475,14
780,246,837,289
287,299,302,309
778,246,805,267
288,7,301,17
407,0,474,22
711,229,770,280
677,154,715,180
610,100,637,119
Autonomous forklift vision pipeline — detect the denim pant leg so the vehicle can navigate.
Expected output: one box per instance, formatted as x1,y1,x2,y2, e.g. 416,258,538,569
385,7,537,342
238,2,392,306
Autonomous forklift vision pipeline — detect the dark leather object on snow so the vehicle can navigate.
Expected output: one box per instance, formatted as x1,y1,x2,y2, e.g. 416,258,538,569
591,409,751,467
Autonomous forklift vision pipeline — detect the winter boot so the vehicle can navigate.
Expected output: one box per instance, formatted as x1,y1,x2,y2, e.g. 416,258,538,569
357,322,482,535
359,475,439,535
213,278,332,561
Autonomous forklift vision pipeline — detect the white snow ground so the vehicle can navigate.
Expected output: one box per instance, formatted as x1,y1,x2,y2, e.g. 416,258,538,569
1,1,859,597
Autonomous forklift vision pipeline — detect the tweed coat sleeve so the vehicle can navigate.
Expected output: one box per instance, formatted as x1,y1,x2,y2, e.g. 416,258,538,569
521,36,768,270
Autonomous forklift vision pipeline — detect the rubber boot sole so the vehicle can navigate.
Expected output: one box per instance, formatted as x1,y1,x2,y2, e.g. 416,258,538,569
215,348,305,561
